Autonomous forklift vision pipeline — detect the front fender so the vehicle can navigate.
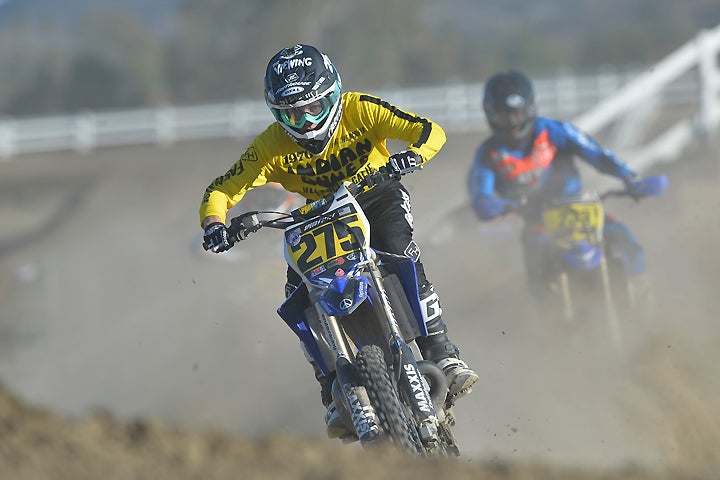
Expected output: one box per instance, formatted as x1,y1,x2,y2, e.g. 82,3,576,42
277,284,331,375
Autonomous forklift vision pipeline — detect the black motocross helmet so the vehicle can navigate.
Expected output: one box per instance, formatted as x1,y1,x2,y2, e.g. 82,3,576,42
482,70,537,147
264,44,342,155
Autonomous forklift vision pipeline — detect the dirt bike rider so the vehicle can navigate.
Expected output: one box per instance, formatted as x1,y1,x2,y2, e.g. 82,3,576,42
200,44,478,438
468,70,666,306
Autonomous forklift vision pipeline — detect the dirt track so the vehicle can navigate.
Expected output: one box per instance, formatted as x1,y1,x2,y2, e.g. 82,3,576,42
0,132,718,479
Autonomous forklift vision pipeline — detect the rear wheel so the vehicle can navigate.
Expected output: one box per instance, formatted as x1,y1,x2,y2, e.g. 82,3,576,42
356,345,422,455
607,256,632,311
598,257,623,350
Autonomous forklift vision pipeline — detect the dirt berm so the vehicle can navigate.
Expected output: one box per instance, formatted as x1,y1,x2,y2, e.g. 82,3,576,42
0,381,698,480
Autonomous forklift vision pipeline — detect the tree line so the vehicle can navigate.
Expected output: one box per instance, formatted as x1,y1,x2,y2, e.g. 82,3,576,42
0,0,716,117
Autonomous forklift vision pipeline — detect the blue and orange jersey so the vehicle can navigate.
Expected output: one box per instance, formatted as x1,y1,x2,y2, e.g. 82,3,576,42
468,116,634,220
200,91,446,225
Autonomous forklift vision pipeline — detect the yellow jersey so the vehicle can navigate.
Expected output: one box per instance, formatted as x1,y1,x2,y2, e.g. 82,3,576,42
200,91,446,224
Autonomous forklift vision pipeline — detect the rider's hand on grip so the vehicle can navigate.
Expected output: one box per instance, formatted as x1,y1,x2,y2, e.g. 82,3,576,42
203,222,232,253
387,150,422,176
623,174,668,201
622,174,644,201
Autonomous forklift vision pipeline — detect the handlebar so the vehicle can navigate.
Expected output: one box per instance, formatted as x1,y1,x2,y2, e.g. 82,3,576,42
599,189,634,201
601,174,669,201
502,175,668,217
208,166,421,250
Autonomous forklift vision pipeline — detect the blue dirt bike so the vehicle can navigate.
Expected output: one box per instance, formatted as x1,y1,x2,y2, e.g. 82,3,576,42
208,168,461,457
532,175,668,347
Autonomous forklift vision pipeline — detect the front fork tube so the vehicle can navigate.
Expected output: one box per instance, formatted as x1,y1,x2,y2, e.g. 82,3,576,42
334,356,380,444
318,307,380,444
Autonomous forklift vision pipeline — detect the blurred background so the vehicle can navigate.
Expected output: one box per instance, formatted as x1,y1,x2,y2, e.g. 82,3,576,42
0,1,719,479
1,0,720,117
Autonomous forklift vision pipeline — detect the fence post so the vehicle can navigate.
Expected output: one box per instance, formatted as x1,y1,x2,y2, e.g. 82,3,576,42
156,108,177,146
231,101,250,138
697,28,720,139
445,83,470,132
0,120,17,160
555,69,578,118
596,67,621,100
74,111,97,154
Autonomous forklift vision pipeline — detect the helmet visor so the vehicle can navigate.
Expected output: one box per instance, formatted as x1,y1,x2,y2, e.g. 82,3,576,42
487,109,531,130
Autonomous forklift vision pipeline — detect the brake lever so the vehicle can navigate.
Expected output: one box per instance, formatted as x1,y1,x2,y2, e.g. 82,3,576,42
229,213,261,241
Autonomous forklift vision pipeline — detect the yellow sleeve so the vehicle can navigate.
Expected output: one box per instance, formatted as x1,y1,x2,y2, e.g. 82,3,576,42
356,93,446,163
198,141,269,225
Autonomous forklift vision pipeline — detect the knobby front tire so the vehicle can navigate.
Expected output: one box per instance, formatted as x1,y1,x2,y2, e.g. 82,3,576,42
355,345,422,455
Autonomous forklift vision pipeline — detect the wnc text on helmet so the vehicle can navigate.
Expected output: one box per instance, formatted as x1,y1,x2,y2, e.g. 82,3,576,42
273,57,314,76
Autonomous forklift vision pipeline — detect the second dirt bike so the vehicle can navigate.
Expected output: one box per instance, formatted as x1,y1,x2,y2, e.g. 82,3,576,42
210,168,461,457
535,175,667,347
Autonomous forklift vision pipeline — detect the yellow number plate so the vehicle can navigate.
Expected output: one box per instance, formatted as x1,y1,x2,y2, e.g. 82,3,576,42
543,202,604,243
286,211,367,277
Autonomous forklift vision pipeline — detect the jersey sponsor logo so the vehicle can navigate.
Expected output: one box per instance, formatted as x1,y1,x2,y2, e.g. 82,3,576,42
400,189,413,228
285,138,373,190
240,145,258,162
490,129,557,185
563,122,597,151
201,161,244,203
282,149,316,165
337,127,367,143
404,240,421,262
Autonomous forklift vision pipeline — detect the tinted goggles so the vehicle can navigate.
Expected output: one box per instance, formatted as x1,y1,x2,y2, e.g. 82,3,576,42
487,109,531,129
279,97,333,128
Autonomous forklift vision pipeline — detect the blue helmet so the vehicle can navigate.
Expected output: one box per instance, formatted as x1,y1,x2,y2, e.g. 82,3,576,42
483,70,537,146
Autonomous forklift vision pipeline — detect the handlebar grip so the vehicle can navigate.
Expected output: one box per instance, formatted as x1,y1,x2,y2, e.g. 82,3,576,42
228,212,262,242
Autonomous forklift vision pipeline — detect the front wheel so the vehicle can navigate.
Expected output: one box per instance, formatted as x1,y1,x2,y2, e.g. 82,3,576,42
355,345,422,455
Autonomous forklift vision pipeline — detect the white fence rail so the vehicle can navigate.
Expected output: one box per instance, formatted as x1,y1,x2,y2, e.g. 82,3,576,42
0,24,718,162
576,24,720,172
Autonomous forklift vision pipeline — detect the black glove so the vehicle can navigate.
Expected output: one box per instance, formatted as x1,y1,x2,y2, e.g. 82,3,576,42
387,150,422,175
203,222,232,253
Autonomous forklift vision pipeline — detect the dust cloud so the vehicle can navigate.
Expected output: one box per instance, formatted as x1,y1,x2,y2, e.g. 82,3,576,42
0,134,717,479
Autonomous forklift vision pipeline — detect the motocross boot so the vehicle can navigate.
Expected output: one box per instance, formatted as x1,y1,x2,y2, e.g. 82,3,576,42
415,287,478,400
311,363,351,439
